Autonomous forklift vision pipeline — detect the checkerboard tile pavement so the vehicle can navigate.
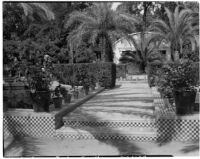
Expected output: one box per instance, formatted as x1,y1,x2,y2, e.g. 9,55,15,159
55,132,157,141
156,119,199,142
3,115,56,137
29,116,55,137
4,115,30,136
64,120,157,128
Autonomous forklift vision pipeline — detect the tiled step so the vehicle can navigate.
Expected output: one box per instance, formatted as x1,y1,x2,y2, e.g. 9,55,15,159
63,119,156,129
55,126,157,141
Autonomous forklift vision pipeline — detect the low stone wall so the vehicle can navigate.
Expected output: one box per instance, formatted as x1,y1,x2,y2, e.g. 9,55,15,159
3,82,33,109
3,88,105,138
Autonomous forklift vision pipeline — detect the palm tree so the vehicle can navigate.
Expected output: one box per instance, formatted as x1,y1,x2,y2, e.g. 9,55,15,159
150,5,197,61
119,32,162,73
65,2,138,62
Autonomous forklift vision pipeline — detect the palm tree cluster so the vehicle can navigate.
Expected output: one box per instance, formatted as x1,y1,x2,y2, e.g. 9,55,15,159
118,2,198,71
3,2,199,67
150,5,198,61
65,3,139,62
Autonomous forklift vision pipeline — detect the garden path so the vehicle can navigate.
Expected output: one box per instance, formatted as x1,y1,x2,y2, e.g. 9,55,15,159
65,80,154,122
5,80,199,156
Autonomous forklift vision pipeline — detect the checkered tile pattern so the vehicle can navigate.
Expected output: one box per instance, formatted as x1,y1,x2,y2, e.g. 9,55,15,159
29,116,55,137
3,115,56,137
156,119,199,142
64,120,156,128
55,132,157,141
4,115,30,136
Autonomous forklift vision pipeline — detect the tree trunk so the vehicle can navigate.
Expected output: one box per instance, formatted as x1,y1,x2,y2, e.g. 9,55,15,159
174,50,180,62
139,62,146,74
100,36,108,62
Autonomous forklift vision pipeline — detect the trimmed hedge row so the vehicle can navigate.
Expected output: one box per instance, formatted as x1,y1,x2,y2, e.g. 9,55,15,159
116,64,126,78
53,62,116,88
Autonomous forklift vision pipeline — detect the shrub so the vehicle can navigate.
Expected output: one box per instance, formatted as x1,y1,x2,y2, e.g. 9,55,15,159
146,62,163,87
53,62,116,89
116,64,126,78
156,61,199,102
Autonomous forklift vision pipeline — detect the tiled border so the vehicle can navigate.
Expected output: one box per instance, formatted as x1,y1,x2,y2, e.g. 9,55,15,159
3,88,105,138
156,119,199,142
55,132,157,141
64,120,156,128
3,114,55,137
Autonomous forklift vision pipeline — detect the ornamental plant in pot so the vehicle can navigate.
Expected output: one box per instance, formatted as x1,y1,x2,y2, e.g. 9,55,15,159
89,74,96,91
60,87,72,104
52,85,63,109
28,66,51,112
157,60,199,115
83,77,90,95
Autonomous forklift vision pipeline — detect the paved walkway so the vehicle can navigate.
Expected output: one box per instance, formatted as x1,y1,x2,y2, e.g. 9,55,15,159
4,81,199,157
66,81,154,121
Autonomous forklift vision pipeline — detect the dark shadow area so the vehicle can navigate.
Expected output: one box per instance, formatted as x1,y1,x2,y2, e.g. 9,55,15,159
84,104,154,110
4,136,41,157
91,96,153,102
5,116,30,137
77,108,154,118
66,109,144,155
180,141,199,153
113,84,122,89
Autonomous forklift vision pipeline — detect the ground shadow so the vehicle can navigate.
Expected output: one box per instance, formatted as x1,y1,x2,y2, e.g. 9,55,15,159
66,109,144,155
180,141,199,153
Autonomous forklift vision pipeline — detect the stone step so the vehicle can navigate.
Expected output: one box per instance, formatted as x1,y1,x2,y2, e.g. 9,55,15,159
55,126,157,141
63,116,156,128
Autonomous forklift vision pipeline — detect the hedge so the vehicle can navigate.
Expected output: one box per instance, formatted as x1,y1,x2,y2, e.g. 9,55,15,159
147,61,199,88
146,62,163,87
116,64,126,78
52,62,116,88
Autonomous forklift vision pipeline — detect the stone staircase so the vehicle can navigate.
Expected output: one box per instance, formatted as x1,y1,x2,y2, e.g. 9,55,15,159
55,81,158,142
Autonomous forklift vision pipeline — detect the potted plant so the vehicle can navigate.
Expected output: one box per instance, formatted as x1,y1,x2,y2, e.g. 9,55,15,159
28,65,52,112
157,61,199,115
52,85,63,109
60,87,72,104
89,74,96,91
82,77,90,95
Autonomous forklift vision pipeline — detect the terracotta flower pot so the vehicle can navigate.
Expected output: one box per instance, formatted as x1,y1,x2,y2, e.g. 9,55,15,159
53,97,63,109
64,94,71,103
174,90,196,115
32,91,51,112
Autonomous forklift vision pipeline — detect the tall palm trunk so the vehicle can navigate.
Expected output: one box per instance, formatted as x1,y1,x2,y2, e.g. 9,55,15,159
100,36,110,62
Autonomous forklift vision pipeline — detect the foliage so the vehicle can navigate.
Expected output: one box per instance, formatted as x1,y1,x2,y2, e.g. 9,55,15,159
116,64,127,78
150,6,197,61
74,43,96,63
156,61,199,101
65,2,138,62
119,33,162,73
146,62,163,87
53,62,116,88
3,3,28,40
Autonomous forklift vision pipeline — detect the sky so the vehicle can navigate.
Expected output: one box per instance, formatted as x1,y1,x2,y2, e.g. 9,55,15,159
111,2,121,10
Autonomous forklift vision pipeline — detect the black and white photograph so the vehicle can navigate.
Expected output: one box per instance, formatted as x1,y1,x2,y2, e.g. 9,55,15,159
2,0,199,157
